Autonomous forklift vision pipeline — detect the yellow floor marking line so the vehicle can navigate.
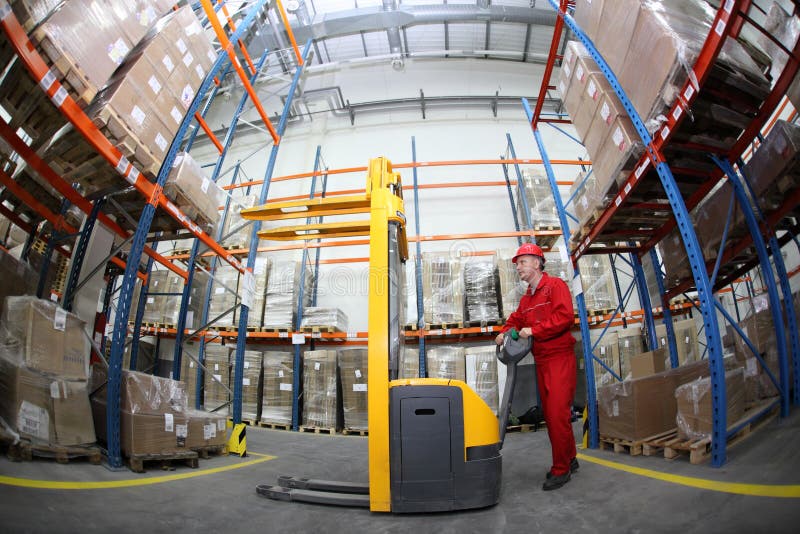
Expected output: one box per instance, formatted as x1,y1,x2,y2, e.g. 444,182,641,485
577,452,800,498
0,451,276,490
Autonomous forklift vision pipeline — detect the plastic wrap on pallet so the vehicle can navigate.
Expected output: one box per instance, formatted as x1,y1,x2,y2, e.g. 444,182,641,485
543,248,575,303
164,153,224,234
125,338,156,374
0,248,38,312
422,252,464,325
223,195,257,249
729,307,783,403
0,346,95,446
246,256,270,329
302,350,339,429
231,350,262,421
462,255,501,325
141,270,169,325
761,3,800,111
0,296,90,380
497,249,524,321
743,120,800,212
261,351,294,425
577,255,618,313
184,407,227,449
617,327,644,381
300,307,349,333
675,368,745,440
592,331,620,386
121,370,187,415
180,347,201,406
338,348,368,431
10,0,62,30
426,346,466,381
402,258,418,327
658,228,690,289
517,169,561,230
399,346,420,379
465,347,499,415
673,318,700,366
263,261,313,330
203,344,230,414
208,265,240,329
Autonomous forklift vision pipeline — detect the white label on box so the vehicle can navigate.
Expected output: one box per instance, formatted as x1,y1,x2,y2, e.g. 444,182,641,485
147,297,155,303
189,361,195,368
50,381,61,399
745,358,758,377
164,413,174,432
186,310,194,326
558,80,566,96
176,424,188,438
105,324,114,336
214,363,219,371
624,339,630,348
292,333,305,345
685,336,690,344
131,105,146,126
314,362,321,371
213,374,222,382
612,127,624,149
147,75,161,95
177,38,188,55
280,383,292,391
108,38,130,65
195,64,205,80
600,102,610,122
53,307,67,331
208,50,216,63
162,54,175,73
244,361,250,369
155,132,167,152
278,370,284,378
187,21,202,36
612,400,619,417
218,420,225,431
201,177,210,194
661,338,666,346
355,369,362,378
170,106,182,125
480,361,488,371
181,85,195,109
576,64,584,81
600,346,606,355
204,423,215,440
19,401,49,440
572,275,583,296
215,287,225,295
183,52,194,68
353,384,367,392
587,79,597,99
243,378,251,386
241,271,255,309
563,62,571,79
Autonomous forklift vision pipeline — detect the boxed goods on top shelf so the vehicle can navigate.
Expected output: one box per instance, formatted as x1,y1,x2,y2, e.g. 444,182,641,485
300,307,349,333
422,252,464,326
263,260,313,330
164,152,225,234
462,254,502,325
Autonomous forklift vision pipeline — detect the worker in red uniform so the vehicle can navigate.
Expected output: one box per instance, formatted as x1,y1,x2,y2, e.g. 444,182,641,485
495,243,578,491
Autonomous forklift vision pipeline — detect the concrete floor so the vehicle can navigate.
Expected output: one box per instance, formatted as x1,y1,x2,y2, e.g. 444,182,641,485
1,411,799,533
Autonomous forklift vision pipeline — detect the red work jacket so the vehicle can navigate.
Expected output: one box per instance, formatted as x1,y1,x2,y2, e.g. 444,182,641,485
502,272,576,360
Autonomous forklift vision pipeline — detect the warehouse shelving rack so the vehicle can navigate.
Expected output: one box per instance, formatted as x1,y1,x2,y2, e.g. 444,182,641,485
0,0,311,467
527,0,800,466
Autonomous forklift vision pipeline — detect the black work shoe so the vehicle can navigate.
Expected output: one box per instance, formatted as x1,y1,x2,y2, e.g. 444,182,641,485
542,471,570,491
546,457,579,479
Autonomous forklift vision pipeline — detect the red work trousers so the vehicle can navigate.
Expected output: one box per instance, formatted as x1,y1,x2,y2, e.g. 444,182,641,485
535,350,577,476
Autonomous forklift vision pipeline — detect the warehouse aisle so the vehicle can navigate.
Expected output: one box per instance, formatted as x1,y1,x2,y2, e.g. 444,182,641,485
1,413,798,533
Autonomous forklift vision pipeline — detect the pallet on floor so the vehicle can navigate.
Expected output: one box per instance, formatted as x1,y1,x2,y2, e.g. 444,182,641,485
506,423,543,433
4,440,102,465
599,428,678,457
191,445,227,459
127,449,199,473
341,428,368,437
258,422,292,431
299,426,336,435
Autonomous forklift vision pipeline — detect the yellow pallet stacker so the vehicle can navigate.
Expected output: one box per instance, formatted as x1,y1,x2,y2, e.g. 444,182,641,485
247,157,529,513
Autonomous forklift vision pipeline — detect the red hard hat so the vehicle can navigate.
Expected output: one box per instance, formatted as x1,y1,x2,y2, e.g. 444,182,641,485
512,243,544,263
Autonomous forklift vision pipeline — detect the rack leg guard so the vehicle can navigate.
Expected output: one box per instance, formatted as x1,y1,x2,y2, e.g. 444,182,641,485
228,422,247,457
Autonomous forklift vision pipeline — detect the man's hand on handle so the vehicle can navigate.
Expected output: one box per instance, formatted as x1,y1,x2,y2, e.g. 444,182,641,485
495,328,532,345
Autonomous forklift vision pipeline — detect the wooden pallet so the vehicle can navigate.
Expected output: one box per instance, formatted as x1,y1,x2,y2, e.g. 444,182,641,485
425,321,464,331
506,423,543,433
5,440,102,465
341,428,368,437
246,326,261,333
91,104,162,180
403,323,420,331
465,319,504,328
299,426,336,435
599,428,678,457
192,445,227,459
258,422,292,431
299,325,342,333
586,307,616,317
262,327,292,333
210,325,237,332
127,450,199,473
30,29,99,108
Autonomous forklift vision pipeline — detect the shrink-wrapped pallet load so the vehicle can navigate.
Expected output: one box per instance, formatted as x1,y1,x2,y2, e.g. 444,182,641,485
164,152,225,234
302,350,339,429
231,350,262,421
338,348,368,431
208,265,240,329
202,345,230,414
462,255,501,325
300,307,349,333
465,347,499,415
422,252,464,325
426,345,466,382
263,261,313,330
261,351,295,426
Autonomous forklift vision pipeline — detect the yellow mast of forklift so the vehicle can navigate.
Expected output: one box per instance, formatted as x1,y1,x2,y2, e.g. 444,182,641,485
248,157,502,513
243,157,407,511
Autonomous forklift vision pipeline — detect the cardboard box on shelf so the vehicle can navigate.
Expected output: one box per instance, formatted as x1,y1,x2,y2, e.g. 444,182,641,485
597,371,676,441
573,72,613,142
92,398,189,456
338,348,368,430
594,0,642,77
675,368,746,440
572,0,606,43
185,409,227,449
630,348,668,379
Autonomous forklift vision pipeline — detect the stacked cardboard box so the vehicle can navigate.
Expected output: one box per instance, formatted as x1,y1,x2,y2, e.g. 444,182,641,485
577,255,618,312
300,308,349,332
245,256,270,330
140,270,169,325
0,297,94,446
161,270,209,331
230,350,262,421
497,249,523,321
261,351,294,425
302,350,339,429
465,347,499,415
208,265,240,329
0,248,39,313
426,346,466,382
338,348,368,431
729,308,784,406
400,346,420,379
422,252,464,325
462,255,502,325
617,327,645,380
164,153,225,234
675,368,746,440
203,344,230,414
655,319,700,367
223,195,257,248
180,348,202,409
597,359,710,441
184,408,227,449
516,169,560,230
592,331,620,386
263,261,313,330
